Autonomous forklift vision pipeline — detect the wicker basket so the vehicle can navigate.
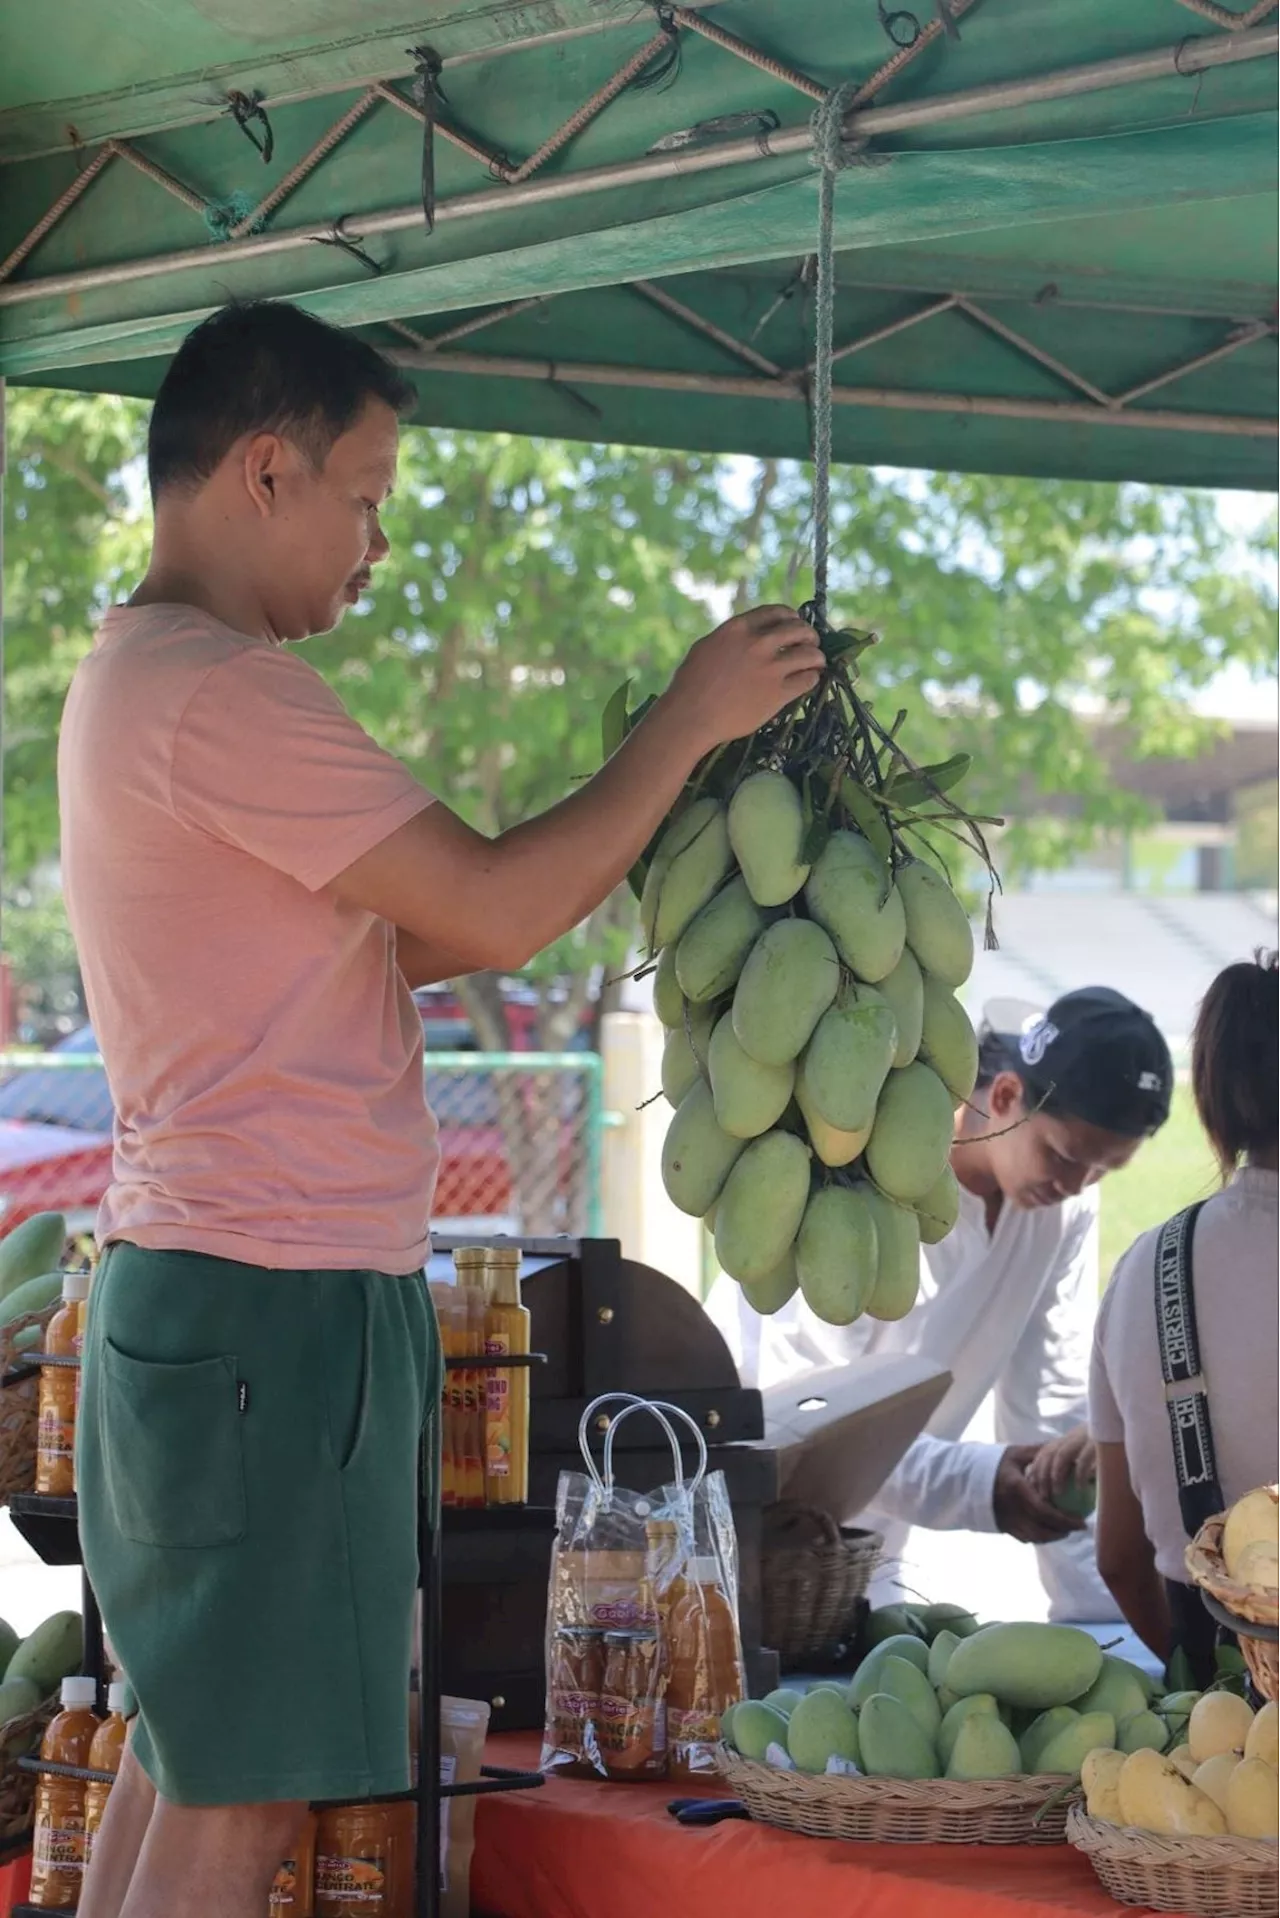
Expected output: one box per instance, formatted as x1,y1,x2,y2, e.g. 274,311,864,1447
760,1504,882,1667
1187,1509,1280,1705
1068,1803,1278,1916
0,1303,59,1507
717,1748,1073,1846
0,1693,57,1851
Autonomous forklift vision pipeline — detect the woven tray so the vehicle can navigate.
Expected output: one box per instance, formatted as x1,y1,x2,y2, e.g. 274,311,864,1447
1187,1509,1280,1705
0,1303,60,1507
760,1505,882,1667
1067,1803,1278,1917
717,1748,1072,1845
0,1694,57,1852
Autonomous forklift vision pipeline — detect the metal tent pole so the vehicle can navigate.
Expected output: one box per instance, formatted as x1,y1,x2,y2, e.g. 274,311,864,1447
0,25,1273,311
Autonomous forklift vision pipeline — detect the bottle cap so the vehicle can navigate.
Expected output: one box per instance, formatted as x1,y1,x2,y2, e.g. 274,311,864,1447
487,1240,522,1270
106,1680,132,1716
61,1271,91,1303
60,1677,97,1709
452,1247,488,1271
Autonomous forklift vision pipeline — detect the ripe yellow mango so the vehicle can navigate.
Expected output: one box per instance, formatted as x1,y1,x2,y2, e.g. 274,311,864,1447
1223,1486,1278,1583
1188,1691,1253,1765
1082,1747,1126,1822
1192,1752,1241,1816
1117,1748,1227,1836
1245,1700,1278,1770
1226,1756,1279,1837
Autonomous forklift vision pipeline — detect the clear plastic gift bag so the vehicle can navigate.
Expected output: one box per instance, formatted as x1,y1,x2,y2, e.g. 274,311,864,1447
541,1392,745,1783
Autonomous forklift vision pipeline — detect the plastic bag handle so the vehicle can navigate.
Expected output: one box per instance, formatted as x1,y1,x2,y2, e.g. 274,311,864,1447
601,1397,709,1498
577,1392,680,1492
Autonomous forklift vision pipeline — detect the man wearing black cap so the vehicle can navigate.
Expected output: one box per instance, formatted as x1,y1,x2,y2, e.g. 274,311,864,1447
710,986,1174,1623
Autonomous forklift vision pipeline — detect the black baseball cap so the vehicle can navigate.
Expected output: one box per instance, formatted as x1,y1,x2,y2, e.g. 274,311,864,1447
983,987,1174,1138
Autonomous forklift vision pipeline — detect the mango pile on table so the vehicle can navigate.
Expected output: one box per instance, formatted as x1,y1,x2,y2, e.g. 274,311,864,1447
0,1209,69,1353
721,1605,1229,1785
629,661,999,1329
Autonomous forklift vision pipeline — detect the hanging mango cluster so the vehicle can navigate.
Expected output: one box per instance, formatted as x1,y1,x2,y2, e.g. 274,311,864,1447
604,622,1002,1330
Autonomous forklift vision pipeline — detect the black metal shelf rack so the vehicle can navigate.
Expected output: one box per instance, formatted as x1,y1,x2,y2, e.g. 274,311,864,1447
3,1348,549,1917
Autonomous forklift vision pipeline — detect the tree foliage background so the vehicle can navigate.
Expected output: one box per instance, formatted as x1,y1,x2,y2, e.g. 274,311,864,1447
3,389,1275,1046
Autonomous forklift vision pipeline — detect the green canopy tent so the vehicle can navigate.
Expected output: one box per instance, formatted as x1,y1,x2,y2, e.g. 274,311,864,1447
0,0,1276,488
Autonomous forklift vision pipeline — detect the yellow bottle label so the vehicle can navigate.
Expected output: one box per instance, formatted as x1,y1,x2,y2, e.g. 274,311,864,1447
269,1859,300,1910
484,1331,512,1478
315,1853,386,1906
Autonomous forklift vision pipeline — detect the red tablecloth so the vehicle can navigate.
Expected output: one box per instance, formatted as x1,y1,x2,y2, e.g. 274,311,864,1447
474,1735,1118,1918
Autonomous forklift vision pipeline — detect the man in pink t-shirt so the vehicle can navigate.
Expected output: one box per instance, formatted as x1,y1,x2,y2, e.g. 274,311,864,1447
59,300,822,1918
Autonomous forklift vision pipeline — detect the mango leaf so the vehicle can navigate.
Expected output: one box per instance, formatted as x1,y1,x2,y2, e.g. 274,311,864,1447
1163,1646,1195,1695
601,679,632,762
887,752,973,809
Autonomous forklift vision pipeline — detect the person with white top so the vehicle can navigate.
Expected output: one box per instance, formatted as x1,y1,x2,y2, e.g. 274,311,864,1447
1088,953,1279,1683
708,988,1173,1622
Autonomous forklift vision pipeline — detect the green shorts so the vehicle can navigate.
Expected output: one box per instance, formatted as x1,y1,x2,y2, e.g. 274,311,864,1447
76,1242,440,1807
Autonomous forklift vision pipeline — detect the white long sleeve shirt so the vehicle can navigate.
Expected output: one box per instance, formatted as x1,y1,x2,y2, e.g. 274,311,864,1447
706,1179,1118,1622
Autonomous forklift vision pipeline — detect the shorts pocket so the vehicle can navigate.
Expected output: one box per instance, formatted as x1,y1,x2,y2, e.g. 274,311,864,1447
99,1339,247,1549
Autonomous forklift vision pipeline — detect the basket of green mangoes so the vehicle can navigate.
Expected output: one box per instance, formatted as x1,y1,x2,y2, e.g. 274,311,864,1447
0,1212,71,1506
718,1611,1188,1847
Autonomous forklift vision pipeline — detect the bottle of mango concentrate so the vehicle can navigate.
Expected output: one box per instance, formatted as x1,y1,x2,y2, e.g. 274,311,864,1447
36,1271,91,1498
83,1680,131,1864
483,1242,530,1505
30,1675,100,1909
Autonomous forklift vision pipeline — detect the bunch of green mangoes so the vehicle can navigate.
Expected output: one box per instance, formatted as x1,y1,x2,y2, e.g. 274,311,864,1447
649,773,978,1325
722,1608,1177,1784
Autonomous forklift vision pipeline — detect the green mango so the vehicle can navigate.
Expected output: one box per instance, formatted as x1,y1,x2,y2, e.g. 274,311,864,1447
739,1253,799,1316
1020,1706,1080,1772
877,948,925,1068
1053,1472,1097,1520
1035,1711,1116,1778
859,1694,940,1780
732,919,840,1066
0,1269,64,1332
918,975,979,1103
898,860,974,989
731,1701,790,1761
928,1630,961,1692
0,1620,19,1677
714,1131,811,1284
762,1689,804,1717
641,799,732,953
875,1654,942,1741
661,1006,714,1109
708,1013,794,1140
660,1078,746,1217
804,832,906,983
862,1608,928,1653
947,1714,1023,1781
915,1164,961,1245
728,771,811,907
6,1611,82,1697
916,1603,982,1642
864,1186,922,1323
795,1185,878,1327
653,944,684,1028
0,1214,66,1302
676,875,771,1005
1077,1655,1152,1725
865,1062,956,1203
786,1690,861,1774
1117,1709,1169,1755
795,1061,870,1168
947,1623,1103,1712
802,986,898,1134
849,1634,931,1708
938,1693,1001,1768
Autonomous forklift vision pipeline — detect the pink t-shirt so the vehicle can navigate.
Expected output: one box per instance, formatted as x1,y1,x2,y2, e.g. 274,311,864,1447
57,604,439,1273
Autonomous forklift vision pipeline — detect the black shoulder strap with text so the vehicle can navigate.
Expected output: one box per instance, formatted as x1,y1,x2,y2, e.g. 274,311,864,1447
1154,1201,1224,1540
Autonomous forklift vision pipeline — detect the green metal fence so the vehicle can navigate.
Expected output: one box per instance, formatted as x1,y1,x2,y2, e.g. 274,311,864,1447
0,1046,612,1239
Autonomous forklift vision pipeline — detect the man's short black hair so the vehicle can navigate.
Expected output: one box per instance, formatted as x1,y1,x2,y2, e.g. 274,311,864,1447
148,301,416,501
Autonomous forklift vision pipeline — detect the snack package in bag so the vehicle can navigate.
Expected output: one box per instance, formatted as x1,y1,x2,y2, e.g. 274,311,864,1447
440,1695,490,1918
541,1393,746,1782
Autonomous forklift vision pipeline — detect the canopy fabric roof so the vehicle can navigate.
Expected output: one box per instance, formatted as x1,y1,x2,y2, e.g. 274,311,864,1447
0,0,1276,487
